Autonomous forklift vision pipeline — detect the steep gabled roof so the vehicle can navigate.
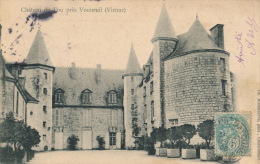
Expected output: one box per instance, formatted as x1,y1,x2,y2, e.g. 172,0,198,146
124,44,142,74
152,4,178,41
165,19,227,60
25,30,53,67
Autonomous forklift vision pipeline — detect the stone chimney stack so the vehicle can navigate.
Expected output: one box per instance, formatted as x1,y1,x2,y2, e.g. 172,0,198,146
95,64,101,84
210,24,224,49
69,62,76,80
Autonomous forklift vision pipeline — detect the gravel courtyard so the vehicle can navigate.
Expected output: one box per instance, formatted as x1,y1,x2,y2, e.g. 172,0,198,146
28,150,220,164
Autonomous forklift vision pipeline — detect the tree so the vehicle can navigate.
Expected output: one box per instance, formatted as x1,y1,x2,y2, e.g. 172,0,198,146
67,134,79,150
0,112,40,161
96,136,105,150
166,126,182,148
151,127,167,147
197,120,214,149
179,124,196,147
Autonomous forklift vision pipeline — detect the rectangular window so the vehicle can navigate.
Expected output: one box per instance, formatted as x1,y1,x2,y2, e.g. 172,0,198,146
109,110,117,126
108,93,117,104
221,80,227,96
150,81,153,94
43,106,47,114
43,121,46,128
151,101,154,119
55,110,59,126
82,92,92,104
55,92,64,103
169,119,178,127
131,89,134,95
43,135,46,141
43,88,47,95
109,132,116,146
44,73,47,79
220,58,225,71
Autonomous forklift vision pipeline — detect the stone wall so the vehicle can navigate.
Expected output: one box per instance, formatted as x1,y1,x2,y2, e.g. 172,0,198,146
164,52,232,127
52,107,124,149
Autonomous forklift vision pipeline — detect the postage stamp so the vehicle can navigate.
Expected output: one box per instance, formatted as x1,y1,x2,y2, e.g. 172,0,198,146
215,113,251,156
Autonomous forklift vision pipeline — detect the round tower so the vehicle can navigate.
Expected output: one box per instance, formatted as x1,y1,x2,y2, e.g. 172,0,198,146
21,30,55,151
123,43,142,148
151,4,178,128
164,18,233,128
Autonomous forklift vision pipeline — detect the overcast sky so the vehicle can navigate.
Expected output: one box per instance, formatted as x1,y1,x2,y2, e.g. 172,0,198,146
1,0,259,112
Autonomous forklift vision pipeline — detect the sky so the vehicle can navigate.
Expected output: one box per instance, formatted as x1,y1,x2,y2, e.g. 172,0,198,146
0,0,259,111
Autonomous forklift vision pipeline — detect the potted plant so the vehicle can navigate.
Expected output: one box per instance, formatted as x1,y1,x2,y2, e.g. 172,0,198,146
144,136,156,155
197,120,216,161
151,127,167,157
166,126,182,158
179,124,196,159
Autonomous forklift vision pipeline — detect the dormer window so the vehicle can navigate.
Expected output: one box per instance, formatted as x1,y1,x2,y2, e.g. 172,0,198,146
81,89,92,104
54,89,65,104
108,90,117,105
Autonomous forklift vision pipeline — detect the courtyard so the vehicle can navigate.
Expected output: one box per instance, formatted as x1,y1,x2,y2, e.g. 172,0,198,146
28,150,220,164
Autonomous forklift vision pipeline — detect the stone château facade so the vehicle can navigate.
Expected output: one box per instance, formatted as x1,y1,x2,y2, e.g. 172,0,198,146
0,4,235,150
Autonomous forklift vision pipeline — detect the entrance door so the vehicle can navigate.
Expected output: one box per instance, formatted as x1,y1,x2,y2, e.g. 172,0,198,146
109,132,117,149
82,130,92,149
55,132,63,150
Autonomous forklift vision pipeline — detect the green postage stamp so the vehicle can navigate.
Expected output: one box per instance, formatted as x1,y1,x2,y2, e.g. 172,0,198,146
215,113,251,156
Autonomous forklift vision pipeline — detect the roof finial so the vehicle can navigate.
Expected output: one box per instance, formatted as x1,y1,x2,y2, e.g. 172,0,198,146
196,13,198,19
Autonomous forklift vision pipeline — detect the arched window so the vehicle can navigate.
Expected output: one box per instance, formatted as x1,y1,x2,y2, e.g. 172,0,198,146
108,90,117,105
81,89,92,104
54,89,65,104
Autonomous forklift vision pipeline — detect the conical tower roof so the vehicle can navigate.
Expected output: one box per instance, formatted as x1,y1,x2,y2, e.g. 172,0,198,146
125,43,142,75
25,30,53,67
152,4,178,41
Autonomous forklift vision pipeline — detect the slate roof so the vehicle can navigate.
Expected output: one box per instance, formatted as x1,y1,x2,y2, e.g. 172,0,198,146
125,44,142,75
165,19,226,60
24,90,38,103
152,4,178,41
25,30,53,67
53,67,124,106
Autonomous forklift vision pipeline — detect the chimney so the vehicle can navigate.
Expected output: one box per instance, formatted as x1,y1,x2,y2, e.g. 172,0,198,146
69,62,76,80
210,24,224,49
95,64,101,84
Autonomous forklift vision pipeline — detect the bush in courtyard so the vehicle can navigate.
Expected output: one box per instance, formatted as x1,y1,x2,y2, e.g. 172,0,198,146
179,124,196,148
150,127,167,147
144,136,156,155
67,134,79,150
96,136,105,150
197,120,215,149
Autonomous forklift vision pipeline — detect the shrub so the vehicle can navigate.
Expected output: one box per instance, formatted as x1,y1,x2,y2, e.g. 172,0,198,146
151,127,167,147
96,136,105,150
166,126,182,148
144,136,156,155
67,134,79,150
179,124,196,148
197,120,215,149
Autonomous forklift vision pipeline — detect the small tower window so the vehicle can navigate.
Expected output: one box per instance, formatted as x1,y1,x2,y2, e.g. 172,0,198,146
43,88,47,95
44,73,47,79
150,81,153,94
54,89,65,104
220,58,226,71
81,89,92,104
143,86,146,97
43,121,46,128
221,80,227,96
131,89,134,95
43,106,47,114
108,91,117,104
151,101,154,119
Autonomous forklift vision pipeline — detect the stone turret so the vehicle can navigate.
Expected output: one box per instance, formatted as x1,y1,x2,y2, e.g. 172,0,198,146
22,30,54,151
151,4,178,128
123,43,142,148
